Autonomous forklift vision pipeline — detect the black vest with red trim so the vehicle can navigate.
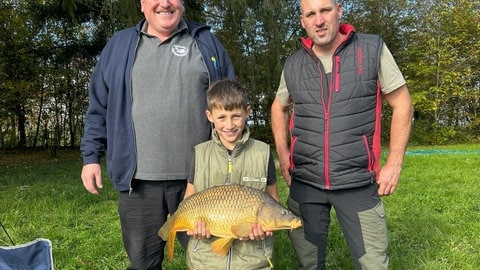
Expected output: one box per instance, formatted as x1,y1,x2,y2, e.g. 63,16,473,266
284,24,383,190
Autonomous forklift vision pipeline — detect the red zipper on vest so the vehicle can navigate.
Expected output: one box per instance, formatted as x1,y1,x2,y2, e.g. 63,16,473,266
323,55,341,189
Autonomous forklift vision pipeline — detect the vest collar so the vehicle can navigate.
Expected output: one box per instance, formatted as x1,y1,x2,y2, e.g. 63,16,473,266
211,126,251,156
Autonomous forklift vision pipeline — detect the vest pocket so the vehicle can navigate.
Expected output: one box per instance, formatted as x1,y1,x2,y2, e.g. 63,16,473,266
187,238,227,269
362,134,374,171
231,236,274,269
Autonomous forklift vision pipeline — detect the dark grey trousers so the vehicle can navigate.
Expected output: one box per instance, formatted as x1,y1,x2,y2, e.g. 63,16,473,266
288,196,318,270
290,182,388,270
118,179,187,270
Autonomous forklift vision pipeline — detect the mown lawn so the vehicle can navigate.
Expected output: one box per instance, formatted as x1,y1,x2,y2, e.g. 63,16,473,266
0,145,479,269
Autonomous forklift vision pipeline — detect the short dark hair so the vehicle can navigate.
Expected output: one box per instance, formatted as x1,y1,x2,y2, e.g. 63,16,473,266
207,79,248,111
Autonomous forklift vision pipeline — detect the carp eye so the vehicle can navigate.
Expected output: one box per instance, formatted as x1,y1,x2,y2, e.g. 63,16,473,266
281,209,287,216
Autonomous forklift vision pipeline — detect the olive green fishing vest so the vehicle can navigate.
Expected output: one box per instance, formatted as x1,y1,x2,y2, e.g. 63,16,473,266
192,128,269,192
187,128,274,270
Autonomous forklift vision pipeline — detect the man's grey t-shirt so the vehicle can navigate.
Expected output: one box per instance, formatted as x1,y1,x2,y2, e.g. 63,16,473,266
132,21,210,180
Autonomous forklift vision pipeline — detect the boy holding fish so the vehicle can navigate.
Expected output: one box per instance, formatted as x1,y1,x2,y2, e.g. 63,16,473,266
183,79,281,269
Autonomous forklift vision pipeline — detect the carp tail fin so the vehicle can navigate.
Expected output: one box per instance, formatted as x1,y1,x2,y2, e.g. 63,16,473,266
158,218,177,260
166,231,177,260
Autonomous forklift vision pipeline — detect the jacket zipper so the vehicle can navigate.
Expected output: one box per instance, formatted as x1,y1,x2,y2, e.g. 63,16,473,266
322,55,341,189
325,56,341,189
226,152,233,183
319,60,331,189
129,32,142,196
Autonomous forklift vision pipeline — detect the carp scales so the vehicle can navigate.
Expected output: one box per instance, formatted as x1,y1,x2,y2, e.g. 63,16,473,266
158,183,302,260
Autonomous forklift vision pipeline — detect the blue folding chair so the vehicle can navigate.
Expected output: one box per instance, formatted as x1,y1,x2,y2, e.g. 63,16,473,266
0,222,53,270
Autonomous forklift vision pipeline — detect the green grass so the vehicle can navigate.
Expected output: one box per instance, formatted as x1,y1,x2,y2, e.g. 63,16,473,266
0,145,479,269
385,145,480,269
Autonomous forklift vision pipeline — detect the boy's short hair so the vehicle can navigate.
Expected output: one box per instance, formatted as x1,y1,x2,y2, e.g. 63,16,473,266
207,79,248,111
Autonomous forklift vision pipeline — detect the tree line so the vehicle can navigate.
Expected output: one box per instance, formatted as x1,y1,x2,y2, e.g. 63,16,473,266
1,0,479,153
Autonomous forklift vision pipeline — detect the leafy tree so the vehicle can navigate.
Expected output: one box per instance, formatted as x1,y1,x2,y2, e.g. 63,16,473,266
1,0,479,149
0,1,42,148
404,0,480,144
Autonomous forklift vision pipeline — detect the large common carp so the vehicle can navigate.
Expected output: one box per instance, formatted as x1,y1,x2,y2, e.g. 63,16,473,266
158,183,302,260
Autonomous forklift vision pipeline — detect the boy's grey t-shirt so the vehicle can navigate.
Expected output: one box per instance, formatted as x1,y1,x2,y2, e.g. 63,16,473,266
132,22,210,180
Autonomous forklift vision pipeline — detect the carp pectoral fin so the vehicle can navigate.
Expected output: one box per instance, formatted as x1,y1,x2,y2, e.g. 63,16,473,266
167,231,177,261
212,237,234,256
231,222,252,237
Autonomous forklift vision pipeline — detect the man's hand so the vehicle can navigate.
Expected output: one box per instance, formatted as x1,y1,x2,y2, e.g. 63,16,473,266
81,163,103,195
377,163,401,196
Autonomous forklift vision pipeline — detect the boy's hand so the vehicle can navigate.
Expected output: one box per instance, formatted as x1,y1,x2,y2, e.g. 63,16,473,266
187,221,211,239
240,223,272,241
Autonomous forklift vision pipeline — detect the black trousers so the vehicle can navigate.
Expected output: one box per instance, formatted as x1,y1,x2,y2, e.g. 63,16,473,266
118,179,187,270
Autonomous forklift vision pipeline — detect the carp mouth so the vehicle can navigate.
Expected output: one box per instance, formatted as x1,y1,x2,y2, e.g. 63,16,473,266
270,220,302,231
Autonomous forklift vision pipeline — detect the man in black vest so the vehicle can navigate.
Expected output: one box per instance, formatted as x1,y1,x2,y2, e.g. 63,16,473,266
271,0,414,269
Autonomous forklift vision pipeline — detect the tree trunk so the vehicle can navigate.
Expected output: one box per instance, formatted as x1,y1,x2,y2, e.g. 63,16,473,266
15,103,27,148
